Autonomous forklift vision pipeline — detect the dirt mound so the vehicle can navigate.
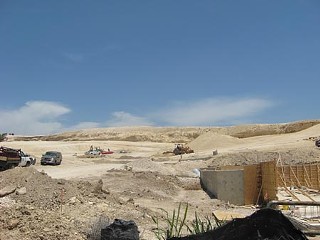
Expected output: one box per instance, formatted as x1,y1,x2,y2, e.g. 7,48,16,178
225,120,320,138
0,166,197,240
208,147,320,167
125,159,177,175
0,168,90,239
0,167,131,240
0,167,93,210
101,170,180,202
188,132,243,151
287,123,320,140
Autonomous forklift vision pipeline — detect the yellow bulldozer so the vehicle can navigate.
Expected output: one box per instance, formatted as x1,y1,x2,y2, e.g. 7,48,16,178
173,144,194,155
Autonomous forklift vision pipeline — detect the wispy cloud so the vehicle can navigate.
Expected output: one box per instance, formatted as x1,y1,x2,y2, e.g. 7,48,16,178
0,101,70,135
62,52,84,62
152,97,273,126
65,122,102,131
106,111,154,127
61,44,121,63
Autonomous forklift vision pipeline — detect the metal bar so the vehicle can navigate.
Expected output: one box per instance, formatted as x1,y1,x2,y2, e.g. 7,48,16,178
267,200,320,209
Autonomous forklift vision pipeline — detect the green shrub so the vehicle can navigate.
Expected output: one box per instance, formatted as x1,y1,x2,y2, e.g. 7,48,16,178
152,203,223,239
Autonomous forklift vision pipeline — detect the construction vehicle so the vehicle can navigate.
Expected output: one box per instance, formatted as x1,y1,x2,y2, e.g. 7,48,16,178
173,144,194,155
41,151,62,165
20,153,36,167
85,146,114,157
0,146,35,170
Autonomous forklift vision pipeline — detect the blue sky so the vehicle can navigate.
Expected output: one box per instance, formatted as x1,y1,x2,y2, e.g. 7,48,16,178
0,0,319,135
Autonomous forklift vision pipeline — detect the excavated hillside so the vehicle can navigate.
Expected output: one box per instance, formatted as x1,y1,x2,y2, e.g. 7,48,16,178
13,120,320,143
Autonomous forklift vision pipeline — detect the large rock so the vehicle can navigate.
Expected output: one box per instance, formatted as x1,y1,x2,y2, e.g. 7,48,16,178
0,185,16,197
16,187,27,195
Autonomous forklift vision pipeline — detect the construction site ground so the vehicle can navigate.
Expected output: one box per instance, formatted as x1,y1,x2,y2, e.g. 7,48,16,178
1,122,320,239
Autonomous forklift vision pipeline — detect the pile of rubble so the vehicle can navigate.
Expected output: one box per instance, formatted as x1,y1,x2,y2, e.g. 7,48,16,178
0,167,154,240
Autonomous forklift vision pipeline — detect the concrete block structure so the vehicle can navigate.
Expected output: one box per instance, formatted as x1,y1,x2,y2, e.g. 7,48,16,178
201,169,244,205
201,160,320,206
200,161,276,206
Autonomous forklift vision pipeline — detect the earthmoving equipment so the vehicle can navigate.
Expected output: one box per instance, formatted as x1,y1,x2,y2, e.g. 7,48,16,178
173,144,194,155
85,146,114,156
0,146,35,170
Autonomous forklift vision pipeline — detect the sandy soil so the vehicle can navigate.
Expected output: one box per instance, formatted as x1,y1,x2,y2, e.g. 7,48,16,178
1,120,320,239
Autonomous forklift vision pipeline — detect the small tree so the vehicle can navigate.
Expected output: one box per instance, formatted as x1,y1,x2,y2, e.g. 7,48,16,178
0,133,7,142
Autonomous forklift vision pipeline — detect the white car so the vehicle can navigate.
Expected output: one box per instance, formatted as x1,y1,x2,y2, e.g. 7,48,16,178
85,150,101,156
19,153,36,167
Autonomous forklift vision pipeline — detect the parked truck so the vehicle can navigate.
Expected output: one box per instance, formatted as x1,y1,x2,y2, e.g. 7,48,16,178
0,146,35,170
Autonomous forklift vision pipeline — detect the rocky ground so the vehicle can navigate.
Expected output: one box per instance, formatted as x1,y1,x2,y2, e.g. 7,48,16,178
1,121,320,239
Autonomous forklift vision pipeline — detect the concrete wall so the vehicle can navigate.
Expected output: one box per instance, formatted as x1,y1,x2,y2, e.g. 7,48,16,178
200,169,244,205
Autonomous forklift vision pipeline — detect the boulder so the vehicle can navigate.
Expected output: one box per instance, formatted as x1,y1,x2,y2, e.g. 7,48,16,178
16,187,27,195
0,185,16,197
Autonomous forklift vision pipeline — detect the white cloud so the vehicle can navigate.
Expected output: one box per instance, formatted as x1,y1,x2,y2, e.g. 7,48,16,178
106,111,154,127
152,97,273,126
0,97,273,135
0,101,70,135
